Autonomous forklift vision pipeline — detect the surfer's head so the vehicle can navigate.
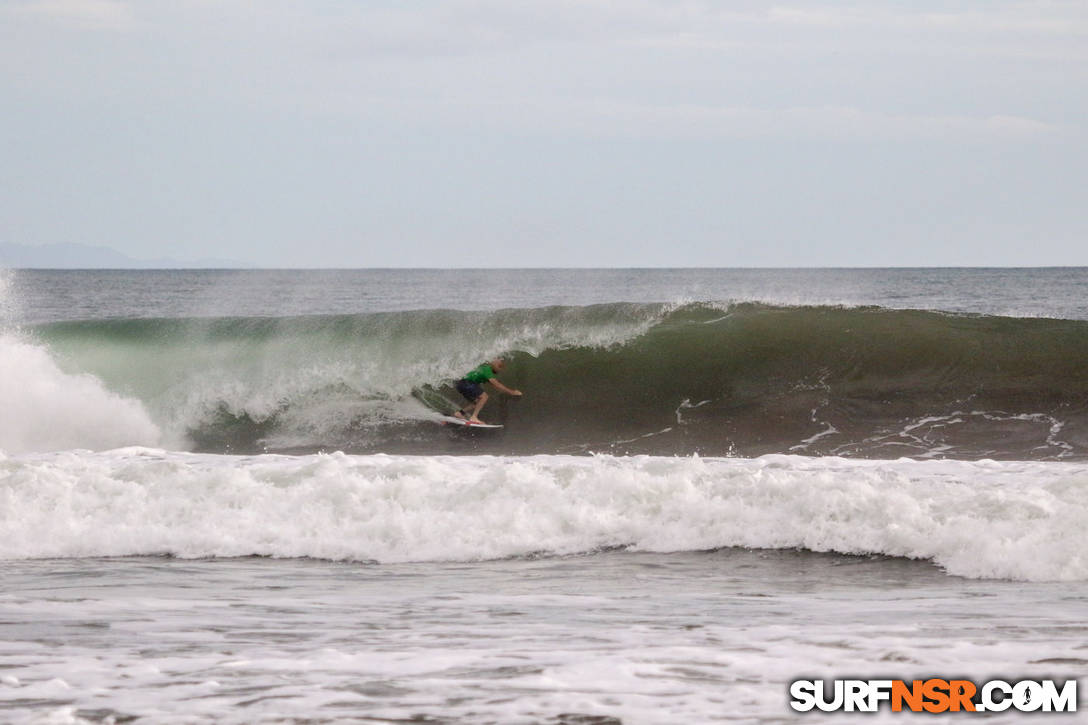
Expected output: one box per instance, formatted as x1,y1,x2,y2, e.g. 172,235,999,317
491,357,506,371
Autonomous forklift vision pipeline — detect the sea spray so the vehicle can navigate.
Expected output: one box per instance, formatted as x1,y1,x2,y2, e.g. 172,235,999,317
0,335,161,454
0,270,160,454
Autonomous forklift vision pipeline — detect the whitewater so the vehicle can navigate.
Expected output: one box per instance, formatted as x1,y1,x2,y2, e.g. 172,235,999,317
4,450,1087,582
2,268,1087,723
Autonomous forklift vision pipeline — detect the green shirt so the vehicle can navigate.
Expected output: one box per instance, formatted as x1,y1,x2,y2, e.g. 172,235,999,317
463,363,495,384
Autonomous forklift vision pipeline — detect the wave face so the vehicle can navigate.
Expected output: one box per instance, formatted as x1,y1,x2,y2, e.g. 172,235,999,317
2,450,1085,581
16,303,1088,459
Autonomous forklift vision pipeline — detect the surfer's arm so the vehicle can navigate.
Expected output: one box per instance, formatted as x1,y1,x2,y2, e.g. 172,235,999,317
489,379,522,396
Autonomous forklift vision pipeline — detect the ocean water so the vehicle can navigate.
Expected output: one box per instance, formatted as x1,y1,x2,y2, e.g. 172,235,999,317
1,268,1087,723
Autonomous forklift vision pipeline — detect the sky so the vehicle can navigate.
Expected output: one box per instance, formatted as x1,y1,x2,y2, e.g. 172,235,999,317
1,0,1086,268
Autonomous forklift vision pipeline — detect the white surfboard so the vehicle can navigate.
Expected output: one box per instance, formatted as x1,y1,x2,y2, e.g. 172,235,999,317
436,415,503,429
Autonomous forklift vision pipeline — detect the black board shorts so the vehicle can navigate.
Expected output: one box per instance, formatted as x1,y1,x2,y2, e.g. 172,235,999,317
455,378,485,402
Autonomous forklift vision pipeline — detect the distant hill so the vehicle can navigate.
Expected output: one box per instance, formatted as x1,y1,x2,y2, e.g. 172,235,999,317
0,242,246,269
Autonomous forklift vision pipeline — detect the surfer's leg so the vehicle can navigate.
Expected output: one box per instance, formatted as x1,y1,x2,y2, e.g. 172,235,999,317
468,392,488,423
454,379,482,418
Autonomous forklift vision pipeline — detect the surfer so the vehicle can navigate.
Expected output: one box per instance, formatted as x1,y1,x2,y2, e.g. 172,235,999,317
453,358,522,424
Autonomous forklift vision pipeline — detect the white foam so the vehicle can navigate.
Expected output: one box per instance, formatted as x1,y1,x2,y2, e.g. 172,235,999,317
1,450,1085,581
0,335,161,454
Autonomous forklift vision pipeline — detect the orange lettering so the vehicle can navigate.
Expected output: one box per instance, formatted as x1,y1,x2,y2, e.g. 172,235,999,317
922,679,951,713
892,680,924,712
948,680,977,712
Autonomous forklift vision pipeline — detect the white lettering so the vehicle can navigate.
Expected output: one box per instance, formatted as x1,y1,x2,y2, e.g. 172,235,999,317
789,680,816,712
868,680,893,711
844,680,869,712
981,680,1012,712
1041,680,1077,712
1013,680,1043,712
815,679,844,712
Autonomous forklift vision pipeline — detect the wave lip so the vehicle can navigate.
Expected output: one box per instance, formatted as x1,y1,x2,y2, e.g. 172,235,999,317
2,450,1085,582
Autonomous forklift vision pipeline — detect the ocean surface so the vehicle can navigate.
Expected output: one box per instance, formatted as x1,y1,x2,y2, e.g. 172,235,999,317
1,268,1086,723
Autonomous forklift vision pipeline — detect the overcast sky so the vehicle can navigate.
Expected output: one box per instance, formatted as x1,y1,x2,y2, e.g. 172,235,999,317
1,0,1086,267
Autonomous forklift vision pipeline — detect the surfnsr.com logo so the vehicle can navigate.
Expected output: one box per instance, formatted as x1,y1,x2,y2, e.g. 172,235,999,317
789,679,1078,713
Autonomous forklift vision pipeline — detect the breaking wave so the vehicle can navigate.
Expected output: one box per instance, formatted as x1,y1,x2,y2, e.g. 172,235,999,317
6,303,1088,458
